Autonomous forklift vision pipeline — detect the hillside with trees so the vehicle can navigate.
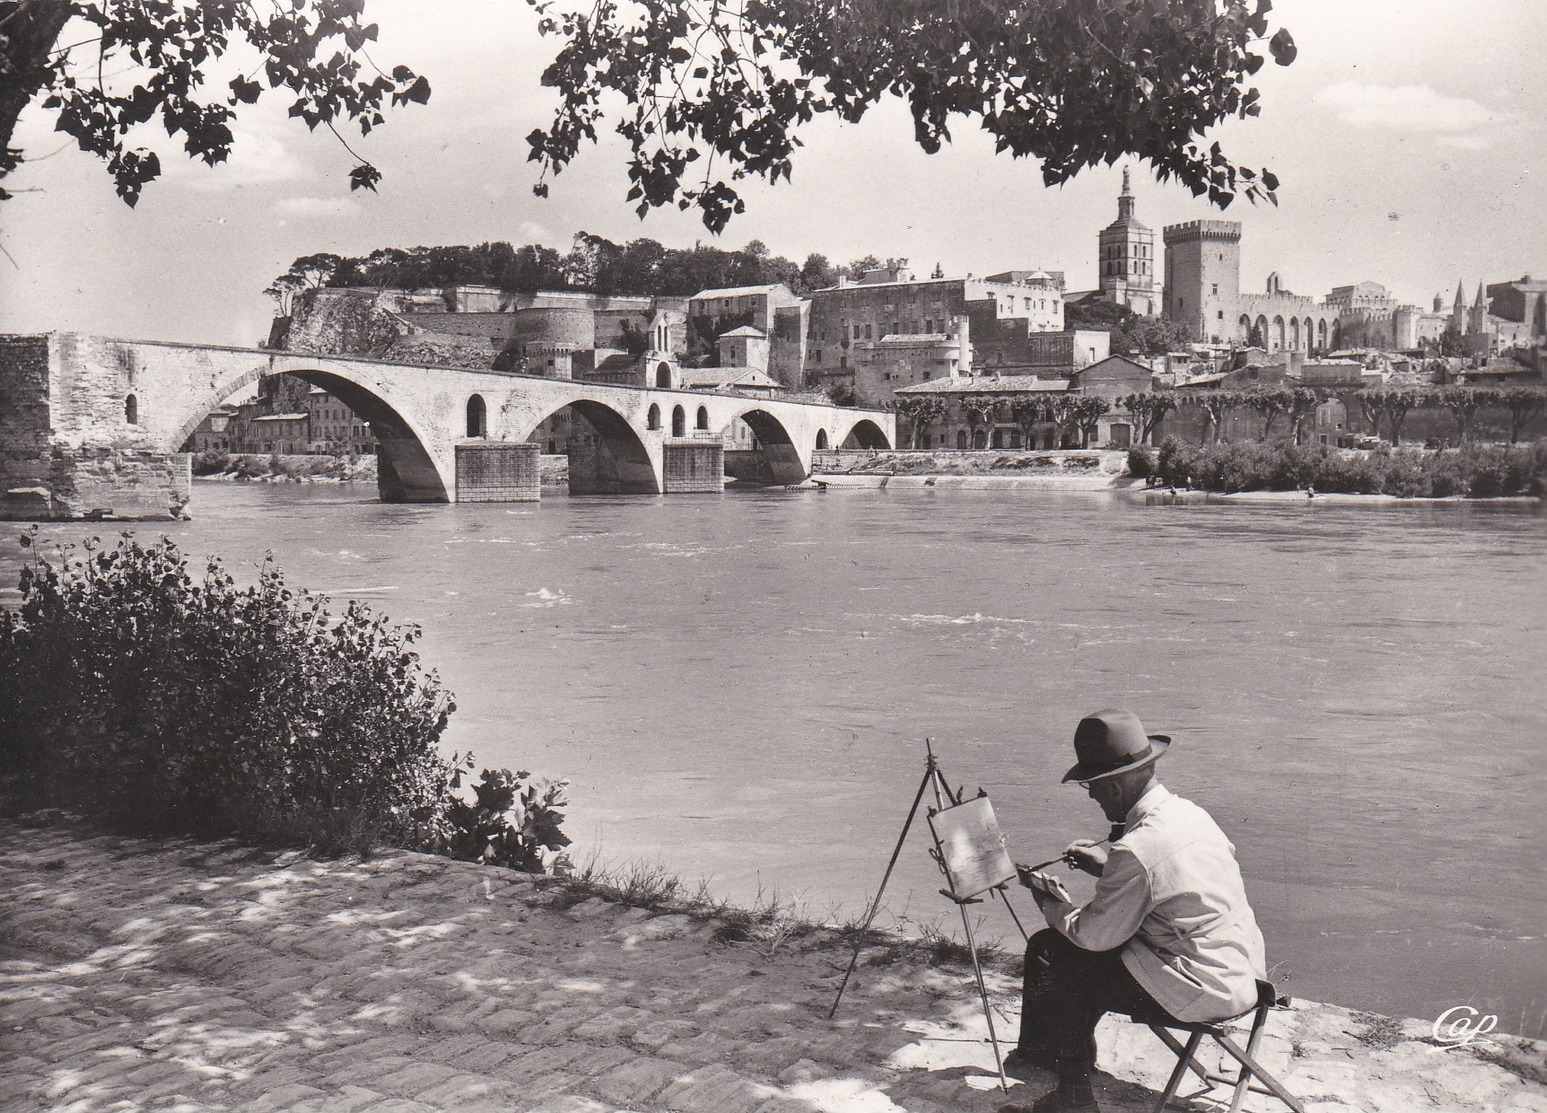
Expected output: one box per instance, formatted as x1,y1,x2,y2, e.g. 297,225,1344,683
268,234,871,305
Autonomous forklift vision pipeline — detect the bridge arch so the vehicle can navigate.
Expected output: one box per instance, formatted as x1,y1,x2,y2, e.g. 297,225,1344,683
167,360,455,502
835,417,891,449
289,368,452,501
523,397,661,495
725,407,807,485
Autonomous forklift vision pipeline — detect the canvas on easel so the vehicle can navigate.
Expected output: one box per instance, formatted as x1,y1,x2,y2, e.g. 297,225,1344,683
928,795,1016,901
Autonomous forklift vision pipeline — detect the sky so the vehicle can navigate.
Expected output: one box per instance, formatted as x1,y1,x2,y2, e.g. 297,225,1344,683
1,0,1543,347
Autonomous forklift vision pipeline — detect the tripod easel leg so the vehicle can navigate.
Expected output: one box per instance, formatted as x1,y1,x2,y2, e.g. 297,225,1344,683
828,755,937,1019
954,897,1010,1092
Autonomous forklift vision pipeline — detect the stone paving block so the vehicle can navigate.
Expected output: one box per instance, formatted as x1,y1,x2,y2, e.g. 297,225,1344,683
754,1094,828,1113
413,1071,527,1108
119,1057,200,1088
657,1062,778,1113
569,1004,653,1042
443,1036,529,1073
475,1006,540,1036
657,1030,752,1066
310,1035,422,1069
370,1060,467,1099
515,1095,609,1113
354,1098,440,1113
625,1017,699,1052
504,1070,585,1111
729,1035,810,1076
240,1082,328,1111
589,1054,685,1107
293,1084,386,1113
316,1054,420,1087
499,1042,595,1079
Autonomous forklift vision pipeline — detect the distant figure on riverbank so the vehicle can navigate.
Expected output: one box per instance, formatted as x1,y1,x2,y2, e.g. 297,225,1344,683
1307,485,1316,500
1007,710,1266,1112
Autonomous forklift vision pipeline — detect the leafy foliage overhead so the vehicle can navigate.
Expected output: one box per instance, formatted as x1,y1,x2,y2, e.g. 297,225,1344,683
526,0,1296,230
0,0,430,204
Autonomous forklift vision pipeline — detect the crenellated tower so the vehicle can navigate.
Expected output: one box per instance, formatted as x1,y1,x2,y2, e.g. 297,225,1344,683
1163,219,1242,343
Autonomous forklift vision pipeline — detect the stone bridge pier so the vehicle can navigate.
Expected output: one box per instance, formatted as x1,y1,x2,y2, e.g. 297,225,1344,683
0,334,893,518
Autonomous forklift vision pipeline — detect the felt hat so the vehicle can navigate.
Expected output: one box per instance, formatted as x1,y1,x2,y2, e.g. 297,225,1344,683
1062,709,1170,783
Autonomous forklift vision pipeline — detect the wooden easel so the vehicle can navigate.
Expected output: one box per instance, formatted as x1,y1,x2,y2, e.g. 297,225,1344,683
828,740,1031,1092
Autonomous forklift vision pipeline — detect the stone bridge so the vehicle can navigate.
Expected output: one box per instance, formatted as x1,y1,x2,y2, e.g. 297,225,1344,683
1,333,893,517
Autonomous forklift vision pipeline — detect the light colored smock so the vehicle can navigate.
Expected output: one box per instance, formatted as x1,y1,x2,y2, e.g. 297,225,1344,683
1039,783,1267,1022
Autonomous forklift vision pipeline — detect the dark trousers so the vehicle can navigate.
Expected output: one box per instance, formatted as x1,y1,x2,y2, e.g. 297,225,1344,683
1019,928,1163,1076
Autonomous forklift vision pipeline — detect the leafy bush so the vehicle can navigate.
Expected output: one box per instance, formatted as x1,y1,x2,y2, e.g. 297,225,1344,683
1157,440,1545,497
1126,446,1155,480
434,762,572,872
0,531,570,869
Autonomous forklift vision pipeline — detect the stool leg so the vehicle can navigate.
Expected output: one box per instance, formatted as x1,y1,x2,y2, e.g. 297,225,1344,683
1214,1030,1305,1113
1153,1031,1204,1113
1226,1007,1268,1113
1147,1026,1213,1086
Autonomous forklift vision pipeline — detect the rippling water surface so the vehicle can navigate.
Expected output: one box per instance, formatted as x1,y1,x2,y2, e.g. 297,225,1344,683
6,481,1544,1035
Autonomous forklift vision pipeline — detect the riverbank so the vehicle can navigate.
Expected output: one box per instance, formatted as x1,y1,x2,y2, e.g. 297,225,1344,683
2,818,1542,1113
811,444,1545,501
191,453,379,483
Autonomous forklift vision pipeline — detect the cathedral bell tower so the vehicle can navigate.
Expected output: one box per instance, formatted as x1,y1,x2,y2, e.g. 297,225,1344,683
1097,166,1158,316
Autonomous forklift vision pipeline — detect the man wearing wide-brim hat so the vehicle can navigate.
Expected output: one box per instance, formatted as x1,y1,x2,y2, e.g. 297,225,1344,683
1005,710,1267,1113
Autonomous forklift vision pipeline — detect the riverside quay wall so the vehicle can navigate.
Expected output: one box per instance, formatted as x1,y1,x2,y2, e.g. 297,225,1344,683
0,334,191,521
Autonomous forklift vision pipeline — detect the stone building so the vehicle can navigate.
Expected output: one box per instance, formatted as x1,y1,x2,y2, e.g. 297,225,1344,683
890,353,1153,450
1096,168,1159,315
1447,276,1547,355
805,272,1066,405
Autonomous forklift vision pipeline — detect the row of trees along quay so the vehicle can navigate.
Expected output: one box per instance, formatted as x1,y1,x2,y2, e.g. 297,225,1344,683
891,385,1547,450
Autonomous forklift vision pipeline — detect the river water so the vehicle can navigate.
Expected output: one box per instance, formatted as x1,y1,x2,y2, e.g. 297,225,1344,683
4,481,1544,1036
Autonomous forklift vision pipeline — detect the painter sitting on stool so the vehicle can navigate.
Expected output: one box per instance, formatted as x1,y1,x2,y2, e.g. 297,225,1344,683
1006,710,1266,1113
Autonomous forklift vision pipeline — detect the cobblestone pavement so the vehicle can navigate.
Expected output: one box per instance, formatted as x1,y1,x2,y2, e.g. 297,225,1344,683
2,820,1544,1113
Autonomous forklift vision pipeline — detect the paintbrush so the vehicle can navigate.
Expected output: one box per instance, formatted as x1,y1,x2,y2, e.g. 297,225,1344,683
1019,824,1125,873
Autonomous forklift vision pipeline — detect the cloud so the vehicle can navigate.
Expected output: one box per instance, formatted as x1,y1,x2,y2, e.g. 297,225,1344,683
1315,82,1512,134
162,123,311,189
275,195,364,219
1435,134,1496,152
